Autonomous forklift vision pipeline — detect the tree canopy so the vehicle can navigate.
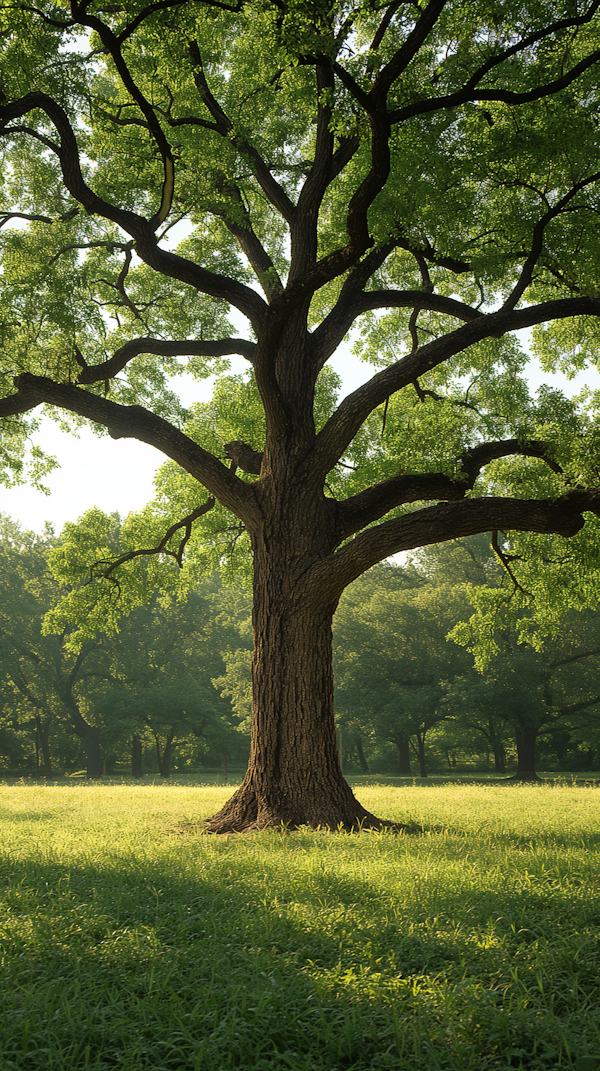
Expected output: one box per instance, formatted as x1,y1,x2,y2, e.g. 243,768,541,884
3,0,600,828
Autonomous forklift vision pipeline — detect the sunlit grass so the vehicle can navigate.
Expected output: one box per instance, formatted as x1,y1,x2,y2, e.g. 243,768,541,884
1,782,599,1069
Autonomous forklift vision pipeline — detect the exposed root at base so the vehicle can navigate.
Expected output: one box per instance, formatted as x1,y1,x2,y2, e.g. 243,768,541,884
199,814,418,835
195,772,421,835
503,773,544,783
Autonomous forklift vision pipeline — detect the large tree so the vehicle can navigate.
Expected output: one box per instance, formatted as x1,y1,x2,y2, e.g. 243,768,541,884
3,1,600,829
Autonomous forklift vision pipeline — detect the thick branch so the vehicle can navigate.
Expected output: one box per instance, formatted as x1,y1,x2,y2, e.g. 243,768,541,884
336,472,466,539
370,0,448,104
327,135,361,185
133,238,268,334
370,1,403,54
0,93,268,330
114,0,202,46
188,41,296,226
209,183,283,300
72,3,175,228
311,296,600,477
335,438,564,539
0,374,259,523
389,38,600,123
76,337,256,384
311,244,396,363
290,63,336,281
309,494,600,601
318,288,481,367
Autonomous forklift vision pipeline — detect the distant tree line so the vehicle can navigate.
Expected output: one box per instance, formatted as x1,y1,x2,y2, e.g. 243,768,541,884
1,514,599,780
333,536,600,780
0,513,251,778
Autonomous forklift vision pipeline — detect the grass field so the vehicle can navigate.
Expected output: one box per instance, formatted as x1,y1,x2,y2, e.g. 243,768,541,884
0,780,599,1070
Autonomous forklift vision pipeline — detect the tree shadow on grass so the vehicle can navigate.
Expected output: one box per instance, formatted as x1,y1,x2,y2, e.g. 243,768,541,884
0,836,599,1071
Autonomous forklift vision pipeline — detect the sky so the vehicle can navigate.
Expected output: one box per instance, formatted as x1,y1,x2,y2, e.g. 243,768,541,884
2,343,599,536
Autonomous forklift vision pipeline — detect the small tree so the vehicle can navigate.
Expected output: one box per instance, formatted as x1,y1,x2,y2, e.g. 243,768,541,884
4,2,600,827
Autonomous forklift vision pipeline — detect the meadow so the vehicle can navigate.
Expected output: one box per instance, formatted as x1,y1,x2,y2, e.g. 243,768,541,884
0,779,598,1071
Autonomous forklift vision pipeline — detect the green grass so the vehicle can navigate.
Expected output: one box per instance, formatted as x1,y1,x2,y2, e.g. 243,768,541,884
0,782,599,1070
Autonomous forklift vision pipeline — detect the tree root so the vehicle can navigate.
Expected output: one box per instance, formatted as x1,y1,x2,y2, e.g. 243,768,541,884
503,772,544,783
196,773,419,835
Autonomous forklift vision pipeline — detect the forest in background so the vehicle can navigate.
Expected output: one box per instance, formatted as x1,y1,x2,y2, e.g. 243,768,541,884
2,510,600,782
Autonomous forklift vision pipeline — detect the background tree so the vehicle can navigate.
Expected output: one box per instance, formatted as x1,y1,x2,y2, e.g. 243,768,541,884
95,578,244,776
0,515,116,777
412,535,511,774
0,515,58,776
4,1,600,827
0,511,242,777
451,609,600,779
333,563,470,776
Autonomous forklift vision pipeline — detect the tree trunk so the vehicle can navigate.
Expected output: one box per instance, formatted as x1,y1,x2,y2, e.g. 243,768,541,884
38,721,52,778
83,725,102,779
206,564,383,831
131,733,143,778
395,736,412,776
155,732,175,777
412,732,428,778
355,736,369,774
204,401,396,834
509,725,542,782
64,699,102,778
493,742,506,774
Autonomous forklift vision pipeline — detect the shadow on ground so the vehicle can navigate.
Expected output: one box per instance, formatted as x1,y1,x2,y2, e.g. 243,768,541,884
1,825,599,1070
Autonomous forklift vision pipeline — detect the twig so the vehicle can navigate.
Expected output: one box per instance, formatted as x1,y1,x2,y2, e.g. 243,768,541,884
89,498,216,585
491,529,532,597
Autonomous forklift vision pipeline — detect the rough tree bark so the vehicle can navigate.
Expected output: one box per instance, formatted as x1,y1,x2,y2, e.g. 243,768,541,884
207,469,383,830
